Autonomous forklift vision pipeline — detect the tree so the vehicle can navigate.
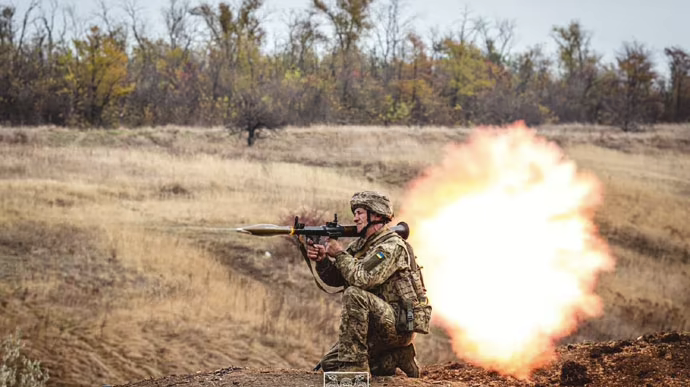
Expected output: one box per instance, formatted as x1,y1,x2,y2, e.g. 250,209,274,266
551,21,601,122
66,26,133,127
664,46,690,122
614,41,658,131
281,10,324,75
312,0,374,108
0,0,686,129
225,76,291,146
474,16,515,66
163,0,194,51
191,0,265,121
435,37,494,124
371,0,410,84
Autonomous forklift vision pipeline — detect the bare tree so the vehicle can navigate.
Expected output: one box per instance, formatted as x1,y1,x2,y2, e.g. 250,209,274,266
37,0,60,64
664,46,690,122
281,9,324,73
15,0,39,56
94,0,126,42
64,3,86,42
162,0,193,51
372,0,412,69
454,4,477,45
123,0,148,48
475,16,515,65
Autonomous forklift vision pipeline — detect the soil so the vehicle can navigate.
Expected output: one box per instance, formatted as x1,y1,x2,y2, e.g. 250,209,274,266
118,332,689,387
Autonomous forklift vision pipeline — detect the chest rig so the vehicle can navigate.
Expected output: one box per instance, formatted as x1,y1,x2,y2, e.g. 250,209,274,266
351,229,432,335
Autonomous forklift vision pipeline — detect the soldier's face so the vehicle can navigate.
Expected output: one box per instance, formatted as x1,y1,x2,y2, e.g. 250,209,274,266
353,207,383,233
353,207,368,232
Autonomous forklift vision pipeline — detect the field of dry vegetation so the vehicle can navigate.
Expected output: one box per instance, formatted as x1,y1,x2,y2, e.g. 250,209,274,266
0,124,688,386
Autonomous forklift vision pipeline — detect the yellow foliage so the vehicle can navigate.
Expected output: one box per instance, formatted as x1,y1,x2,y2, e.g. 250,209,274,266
65,26,133,126
440,39,495,99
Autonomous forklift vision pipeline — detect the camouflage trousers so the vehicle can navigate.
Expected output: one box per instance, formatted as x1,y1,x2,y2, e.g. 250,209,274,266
320,286,414,371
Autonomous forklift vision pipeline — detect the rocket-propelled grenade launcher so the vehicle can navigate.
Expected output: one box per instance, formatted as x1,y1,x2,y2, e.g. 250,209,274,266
236,214,410,241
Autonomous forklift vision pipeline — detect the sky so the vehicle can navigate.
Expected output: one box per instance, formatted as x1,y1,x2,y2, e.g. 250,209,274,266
12,0,690,72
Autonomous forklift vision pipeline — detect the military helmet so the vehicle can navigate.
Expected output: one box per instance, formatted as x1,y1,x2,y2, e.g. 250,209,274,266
350,191,394,219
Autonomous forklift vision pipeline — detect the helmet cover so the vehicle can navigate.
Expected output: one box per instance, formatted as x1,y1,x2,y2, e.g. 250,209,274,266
350,191,394,219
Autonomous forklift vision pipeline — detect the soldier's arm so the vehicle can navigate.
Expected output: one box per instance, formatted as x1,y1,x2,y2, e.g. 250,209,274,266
315,257,347,287
333,240,406,290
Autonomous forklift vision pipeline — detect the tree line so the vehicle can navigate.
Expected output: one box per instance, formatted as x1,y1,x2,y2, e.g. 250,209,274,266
1,0,689,144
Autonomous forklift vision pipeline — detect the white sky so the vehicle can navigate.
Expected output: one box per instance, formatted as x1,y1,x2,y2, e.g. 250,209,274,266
12,0,690,72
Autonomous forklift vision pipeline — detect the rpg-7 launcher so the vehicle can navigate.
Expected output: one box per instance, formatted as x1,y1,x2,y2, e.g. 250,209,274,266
235,214,410,241
233,214,410,299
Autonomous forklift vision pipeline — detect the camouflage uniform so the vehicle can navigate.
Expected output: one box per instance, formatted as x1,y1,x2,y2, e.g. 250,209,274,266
312,191,425,376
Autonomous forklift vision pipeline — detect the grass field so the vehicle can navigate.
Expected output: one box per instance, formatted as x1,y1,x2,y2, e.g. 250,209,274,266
0,124,688,386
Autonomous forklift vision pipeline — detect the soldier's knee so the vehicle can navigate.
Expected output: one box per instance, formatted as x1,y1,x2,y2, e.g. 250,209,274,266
343,286,366,299
342,286,368,308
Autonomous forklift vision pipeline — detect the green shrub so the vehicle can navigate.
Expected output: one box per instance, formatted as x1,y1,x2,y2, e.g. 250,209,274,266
0,331,49,387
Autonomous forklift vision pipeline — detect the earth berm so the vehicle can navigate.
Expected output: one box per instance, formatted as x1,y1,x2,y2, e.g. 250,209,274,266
119,331,689,387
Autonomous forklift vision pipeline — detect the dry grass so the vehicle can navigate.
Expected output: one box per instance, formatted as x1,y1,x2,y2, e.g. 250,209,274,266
0,143,368,385
563,143,690,342
0,124,688,386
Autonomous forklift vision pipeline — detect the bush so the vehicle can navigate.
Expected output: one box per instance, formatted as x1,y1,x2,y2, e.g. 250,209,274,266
273,206,334,264
0,331,49,387
225,80,292,147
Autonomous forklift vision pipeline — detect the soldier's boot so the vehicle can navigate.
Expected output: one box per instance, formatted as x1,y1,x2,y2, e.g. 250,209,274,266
338,361,370,374
369,353,396,377
391,344,420,378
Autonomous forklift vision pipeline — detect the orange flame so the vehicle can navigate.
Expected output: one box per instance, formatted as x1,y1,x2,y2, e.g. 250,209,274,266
399,122,615,379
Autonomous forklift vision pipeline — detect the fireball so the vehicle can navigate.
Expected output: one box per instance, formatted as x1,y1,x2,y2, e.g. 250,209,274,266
399,122,614,379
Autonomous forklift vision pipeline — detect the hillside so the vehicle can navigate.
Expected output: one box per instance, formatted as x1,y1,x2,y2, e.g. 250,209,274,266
0,124,688,386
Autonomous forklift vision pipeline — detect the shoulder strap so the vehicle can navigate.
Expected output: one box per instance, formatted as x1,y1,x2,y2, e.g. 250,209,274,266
352,228,398,259
298,229,401,294
403,240,417,271
401,240,427,291
297,236,344,294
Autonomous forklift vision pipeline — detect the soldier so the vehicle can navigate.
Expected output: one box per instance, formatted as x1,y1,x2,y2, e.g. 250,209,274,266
305,191,431,377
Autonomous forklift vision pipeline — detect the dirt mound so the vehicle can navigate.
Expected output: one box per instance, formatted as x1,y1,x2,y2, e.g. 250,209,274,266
118,332,689,387
423,332,689,386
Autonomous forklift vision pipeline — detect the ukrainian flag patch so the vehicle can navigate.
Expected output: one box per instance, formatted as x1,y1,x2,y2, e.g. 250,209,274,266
363,250,387,271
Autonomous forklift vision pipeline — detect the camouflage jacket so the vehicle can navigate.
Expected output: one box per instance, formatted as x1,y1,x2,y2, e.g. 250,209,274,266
315,226,411,304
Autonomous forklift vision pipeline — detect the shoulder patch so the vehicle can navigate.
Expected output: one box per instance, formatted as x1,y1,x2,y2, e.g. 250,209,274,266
362,248,389,271
381,239,411,269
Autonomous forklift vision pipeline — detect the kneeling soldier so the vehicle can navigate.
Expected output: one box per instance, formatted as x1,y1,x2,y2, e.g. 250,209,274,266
305,191,432,377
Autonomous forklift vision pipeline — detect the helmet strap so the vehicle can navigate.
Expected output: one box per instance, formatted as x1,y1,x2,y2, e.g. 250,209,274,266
358,210,389,238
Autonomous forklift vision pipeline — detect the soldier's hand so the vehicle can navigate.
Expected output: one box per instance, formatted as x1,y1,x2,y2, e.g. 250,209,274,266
326,238,344,257
306,240,327,262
